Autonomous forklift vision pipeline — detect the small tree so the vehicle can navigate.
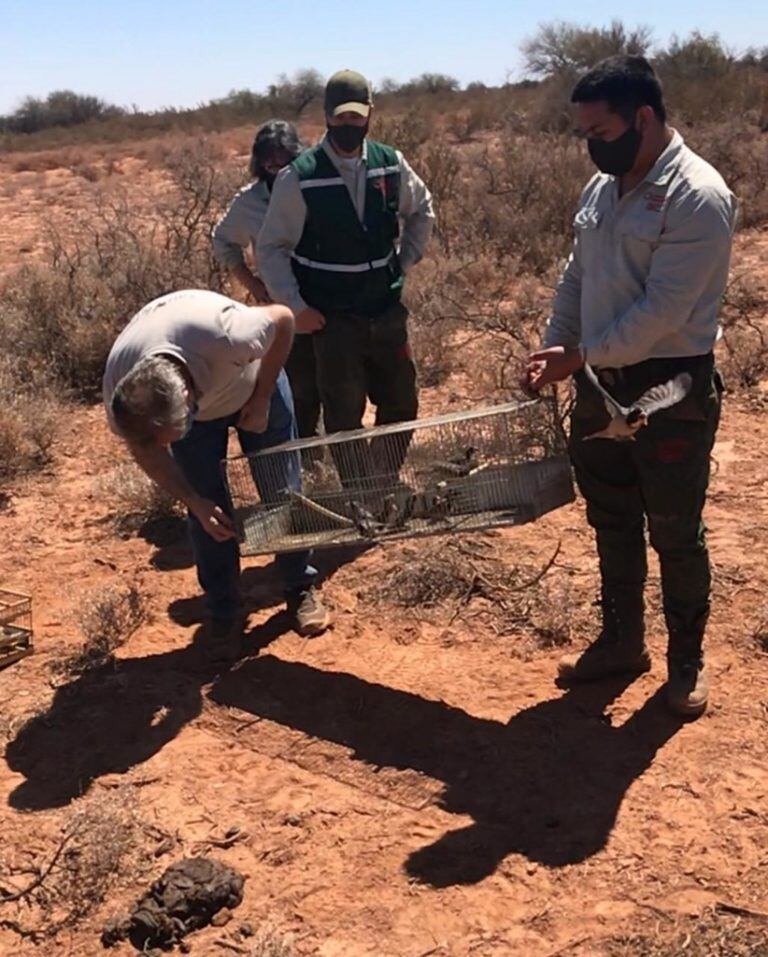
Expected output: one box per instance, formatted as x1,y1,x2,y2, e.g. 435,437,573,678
267,68,325,116
654,31,733,81
402,73,461,95
521,20,654,78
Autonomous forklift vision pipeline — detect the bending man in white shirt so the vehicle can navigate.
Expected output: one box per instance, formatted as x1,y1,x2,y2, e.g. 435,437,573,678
103,289,331,663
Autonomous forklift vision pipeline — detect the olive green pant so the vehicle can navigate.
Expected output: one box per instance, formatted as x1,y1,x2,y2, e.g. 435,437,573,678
568,355,723,659
311,301,418,486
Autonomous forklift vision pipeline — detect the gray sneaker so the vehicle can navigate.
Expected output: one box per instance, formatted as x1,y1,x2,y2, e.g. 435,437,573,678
286,587,331,638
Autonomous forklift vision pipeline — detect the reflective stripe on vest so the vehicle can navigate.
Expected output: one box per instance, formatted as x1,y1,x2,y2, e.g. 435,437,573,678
366,165,400,177
299,177,345,190
290,250,394,273
298,165,400,191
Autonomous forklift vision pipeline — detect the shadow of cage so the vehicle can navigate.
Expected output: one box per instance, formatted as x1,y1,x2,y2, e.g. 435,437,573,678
223,398,574,556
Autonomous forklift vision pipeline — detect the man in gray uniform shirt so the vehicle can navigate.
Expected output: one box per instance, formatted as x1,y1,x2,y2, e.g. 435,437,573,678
257,69,434,483
524,57,737,717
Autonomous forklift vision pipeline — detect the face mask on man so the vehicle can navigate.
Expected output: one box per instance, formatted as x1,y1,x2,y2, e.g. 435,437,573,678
587,116,643,176
327,122,368,153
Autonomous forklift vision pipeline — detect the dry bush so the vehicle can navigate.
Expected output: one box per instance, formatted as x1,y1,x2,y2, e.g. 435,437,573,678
0,139,241,401
95,461,182,534
606,913,768,956
51,788,143,924
686,121,768,228
362,535,586,649
0,355,59,479
61,583,145,675
451,130,593,274
528,577,576,647
248,922,296,957
719,274,768,391
0,787,146,935
372,539,476,609
373,108,434,158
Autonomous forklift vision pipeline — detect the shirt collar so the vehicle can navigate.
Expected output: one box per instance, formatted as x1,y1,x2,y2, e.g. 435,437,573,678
645,129,684,187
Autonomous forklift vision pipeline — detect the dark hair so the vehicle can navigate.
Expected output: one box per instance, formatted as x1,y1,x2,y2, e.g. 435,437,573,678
571,55,667,124
249,119,303,179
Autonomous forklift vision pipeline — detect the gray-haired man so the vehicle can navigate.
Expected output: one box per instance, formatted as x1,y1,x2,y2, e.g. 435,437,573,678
103,289,330,662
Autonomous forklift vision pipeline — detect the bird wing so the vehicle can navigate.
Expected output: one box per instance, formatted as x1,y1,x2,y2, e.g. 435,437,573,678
633,373,693,416
583,363,627,416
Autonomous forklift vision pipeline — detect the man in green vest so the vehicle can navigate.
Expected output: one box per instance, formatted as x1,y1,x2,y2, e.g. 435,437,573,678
257,69,435,483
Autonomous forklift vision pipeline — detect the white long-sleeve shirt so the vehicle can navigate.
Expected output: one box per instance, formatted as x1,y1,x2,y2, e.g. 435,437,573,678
257,135,435,315
544,131,738,369
211,179,271,272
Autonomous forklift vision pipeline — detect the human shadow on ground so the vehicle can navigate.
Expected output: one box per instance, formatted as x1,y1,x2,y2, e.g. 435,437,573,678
4,617,291,811
210,656,685,885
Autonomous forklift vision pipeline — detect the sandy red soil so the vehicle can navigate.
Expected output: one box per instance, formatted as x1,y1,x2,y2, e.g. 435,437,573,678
1,138,767,957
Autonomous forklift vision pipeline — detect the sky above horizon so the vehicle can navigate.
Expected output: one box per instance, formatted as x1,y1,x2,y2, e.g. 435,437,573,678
1,0,765,114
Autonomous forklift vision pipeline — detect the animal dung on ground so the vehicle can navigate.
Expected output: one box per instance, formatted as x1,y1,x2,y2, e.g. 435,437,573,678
224,397,574,555
101,856,244,951
0,589,33,669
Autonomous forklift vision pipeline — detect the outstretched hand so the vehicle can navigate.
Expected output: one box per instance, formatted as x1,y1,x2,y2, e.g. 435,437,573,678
521,346,584,393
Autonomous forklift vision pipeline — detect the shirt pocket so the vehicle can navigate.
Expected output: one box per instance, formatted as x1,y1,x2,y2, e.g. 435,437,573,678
615,213,663,276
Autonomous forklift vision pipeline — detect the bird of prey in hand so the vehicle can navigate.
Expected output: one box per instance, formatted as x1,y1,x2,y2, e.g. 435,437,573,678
582,363,692,441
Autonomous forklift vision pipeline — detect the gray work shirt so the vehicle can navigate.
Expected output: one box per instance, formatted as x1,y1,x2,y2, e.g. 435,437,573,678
544,131,738,368
257,135,435,315
211,179,271,272
103,290,275,432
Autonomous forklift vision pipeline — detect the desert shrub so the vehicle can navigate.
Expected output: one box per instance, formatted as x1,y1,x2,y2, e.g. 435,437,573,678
95,461,182,534
0,355,59,478
0,139,240,400
61,583,145,675
719,274,768,390
52,789,143,923
373,108,434,158
266,68,325,117
448,130,593,273
248,922,296,957
606,914,768,957
686,122,768,228
361,536,585,649
0,90,122,135
0,787,145,934
521,20,654,78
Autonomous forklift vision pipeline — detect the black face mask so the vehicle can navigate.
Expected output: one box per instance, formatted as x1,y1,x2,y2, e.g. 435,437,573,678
259,170,277,191
327,122,367,153
587,121,643,176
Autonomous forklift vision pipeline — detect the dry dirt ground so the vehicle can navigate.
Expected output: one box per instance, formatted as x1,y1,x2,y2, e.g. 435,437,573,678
1,139,768,957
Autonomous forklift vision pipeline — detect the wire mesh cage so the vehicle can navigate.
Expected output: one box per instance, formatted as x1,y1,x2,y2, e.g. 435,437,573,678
0,589,33,669
224,398,574,556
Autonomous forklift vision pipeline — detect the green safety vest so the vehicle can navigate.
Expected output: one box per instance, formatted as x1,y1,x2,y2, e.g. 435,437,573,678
291,139,403,317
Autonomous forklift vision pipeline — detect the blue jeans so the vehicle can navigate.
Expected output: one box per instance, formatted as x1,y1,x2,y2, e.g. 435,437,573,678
171,370,316,619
